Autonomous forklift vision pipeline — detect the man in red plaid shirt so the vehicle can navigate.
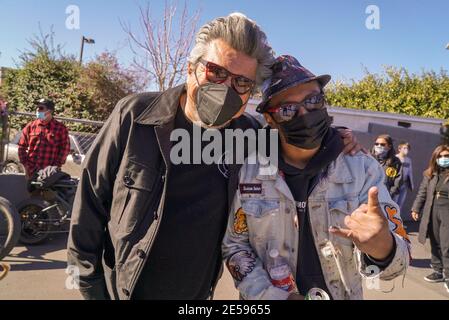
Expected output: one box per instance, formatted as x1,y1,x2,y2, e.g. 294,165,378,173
18,99,70,179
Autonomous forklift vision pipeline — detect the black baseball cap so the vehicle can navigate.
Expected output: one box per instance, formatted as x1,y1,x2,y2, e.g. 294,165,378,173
36,98,55,111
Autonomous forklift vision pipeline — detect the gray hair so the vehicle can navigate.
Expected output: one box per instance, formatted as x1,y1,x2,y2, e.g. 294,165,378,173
189,12,275,86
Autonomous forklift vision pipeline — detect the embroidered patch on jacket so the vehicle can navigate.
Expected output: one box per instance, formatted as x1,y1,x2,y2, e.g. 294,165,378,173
239,183,262,195
226,250,256,282
385,205,410,242
233,207,248,234
385,167,398,178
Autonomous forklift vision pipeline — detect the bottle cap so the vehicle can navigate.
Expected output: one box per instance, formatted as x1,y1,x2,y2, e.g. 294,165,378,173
269,249,279,258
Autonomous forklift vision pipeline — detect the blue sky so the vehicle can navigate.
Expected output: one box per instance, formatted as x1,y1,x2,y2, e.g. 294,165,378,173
0,0,448,84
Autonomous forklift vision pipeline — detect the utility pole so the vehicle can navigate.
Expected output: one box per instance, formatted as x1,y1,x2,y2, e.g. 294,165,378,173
79,36,95,65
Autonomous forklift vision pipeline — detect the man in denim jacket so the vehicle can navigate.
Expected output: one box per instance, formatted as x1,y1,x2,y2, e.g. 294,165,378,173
222,55,411,300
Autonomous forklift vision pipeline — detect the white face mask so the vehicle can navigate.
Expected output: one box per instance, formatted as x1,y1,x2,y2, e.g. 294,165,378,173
374,145,387,156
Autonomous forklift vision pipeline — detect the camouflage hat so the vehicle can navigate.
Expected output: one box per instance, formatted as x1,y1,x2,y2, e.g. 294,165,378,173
256,55,331,113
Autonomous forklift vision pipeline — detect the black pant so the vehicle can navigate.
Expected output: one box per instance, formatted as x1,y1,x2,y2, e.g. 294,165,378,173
429,205,449,279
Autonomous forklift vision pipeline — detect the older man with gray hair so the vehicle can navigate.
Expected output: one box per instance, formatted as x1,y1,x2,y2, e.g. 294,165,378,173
67,13,275,300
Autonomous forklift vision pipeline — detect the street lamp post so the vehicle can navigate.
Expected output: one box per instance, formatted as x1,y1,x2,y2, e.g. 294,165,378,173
79,36,95,65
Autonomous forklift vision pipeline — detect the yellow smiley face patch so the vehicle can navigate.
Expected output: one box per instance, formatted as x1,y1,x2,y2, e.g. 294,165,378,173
385,167,398,178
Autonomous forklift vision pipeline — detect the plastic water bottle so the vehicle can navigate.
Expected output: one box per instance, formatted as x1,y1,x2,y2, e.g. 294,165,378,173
267,249,298,293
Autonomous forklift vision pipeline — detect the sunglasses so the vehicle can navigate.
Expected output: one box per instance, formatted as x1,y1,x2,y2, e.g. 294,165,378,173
266,93,326,123
198,58,255,95
375,143,387,147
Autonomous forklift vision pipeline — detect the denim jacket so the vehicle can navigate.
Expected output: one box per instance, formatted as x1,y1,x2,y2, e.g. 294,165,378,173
222,151,411,300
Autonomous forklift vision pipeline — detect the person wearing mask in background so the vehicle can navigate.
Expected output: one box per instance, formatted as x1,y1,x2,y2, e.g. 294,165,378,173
371,134,403,198
393,142,414,211
411,145,449,293
18,98,70,180
222,55,410,300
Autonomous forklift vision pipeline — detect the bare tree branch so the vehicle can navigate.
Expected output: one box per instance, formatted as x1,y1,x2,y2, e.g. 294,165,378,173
121,1,200,91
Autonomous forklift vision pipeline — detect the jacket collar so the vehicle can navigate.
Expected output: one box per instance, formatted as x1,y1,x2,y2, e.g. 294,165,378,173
253,155,295,202
135,84,186,126
37,117,55,128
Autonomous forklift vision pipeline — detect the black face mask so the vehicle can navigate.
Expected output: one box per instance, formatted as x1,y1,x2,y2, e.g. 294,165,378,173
278,109,332,149
195,82,243,127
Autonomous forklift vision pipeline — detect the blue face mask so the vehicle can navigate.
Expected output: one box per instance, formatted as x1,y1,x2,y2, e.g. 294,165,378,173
36,111,47,120
437,157,449,168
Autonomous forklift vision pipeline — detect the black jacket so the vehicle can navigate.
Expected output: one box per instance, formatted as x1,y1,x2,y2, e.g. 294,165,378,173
412,171,449,244
67,84,259,300
378,156,403,197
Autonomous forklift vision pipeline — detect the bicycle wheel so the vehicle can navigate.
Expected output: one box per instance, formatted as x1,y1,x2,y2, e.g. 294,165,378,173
0,197,20,261
18,198,56,245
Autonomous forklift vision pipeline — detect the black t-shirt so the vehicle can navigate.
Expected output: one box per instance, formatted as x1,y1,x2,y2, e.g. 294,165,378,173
278,127,344,298
132,107,229,300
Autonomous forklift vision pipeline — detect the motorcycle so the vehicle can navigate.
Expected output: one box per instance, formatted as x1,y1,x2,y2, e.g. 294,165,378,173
0,196,20,260
18,167,78,244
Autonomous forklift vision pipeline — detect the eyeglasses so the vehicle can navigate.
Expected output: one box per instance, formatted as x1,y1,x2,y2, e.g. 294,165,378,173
266,93,326,123
198,58,255,95
438,154,449,158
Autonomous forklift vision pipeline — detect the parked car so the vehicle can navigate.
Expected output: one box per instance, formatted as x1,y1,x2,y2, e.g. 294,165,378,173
1,132,96,178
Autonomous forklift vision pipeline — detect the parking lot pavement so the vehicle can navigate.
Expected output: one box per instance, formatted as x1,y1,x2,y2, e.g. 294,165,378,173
0,234,82,300
0,222,447,300
363,226,448,300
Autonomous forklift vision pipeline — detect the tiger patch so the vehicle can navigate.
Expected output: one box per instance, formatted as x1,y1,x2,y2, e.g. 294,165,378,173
233,207,248,234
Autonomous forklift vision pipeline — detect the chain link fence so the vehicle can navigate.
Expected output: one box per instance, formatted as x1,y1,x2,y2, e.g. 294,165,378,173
0,110,104,177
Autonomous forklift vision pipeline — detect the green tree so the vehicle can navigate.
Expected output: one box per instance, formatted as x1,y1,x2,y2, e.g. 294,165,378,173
0,28,145,130
326,66,449,120
1,49,87,130
1,27,88,123
77,51,147,120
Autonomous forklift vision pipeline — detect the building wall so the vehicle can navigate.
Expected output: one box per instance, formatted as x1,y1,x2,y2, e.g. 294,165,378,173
328,106,444,134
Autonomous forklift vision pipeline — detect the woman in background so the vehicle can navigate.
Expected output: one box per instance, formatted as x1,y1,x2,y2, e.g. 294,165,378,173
411,144,449,292
394,141,414,210
371,134,403,198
